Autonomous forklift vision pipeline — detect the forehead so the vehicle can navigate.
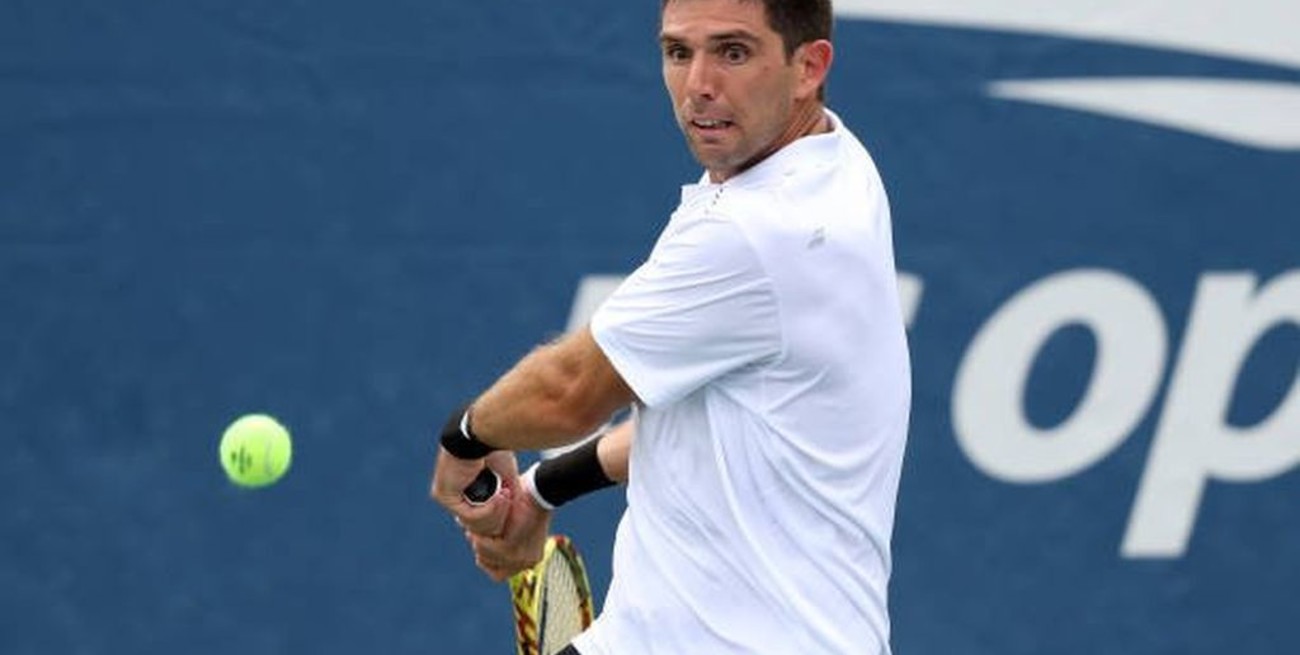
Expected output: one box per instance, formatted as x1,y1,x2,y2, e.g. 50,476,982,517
660,0,775,42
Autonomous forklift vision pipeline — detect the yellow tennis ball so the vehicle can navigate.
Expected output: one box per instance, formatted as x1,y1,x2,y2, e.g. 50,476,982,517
220,414,292,488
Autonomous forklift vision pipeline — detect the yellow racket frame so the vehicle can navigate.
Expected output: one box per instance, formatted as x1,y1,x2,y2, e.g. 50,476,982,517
509,535,595,655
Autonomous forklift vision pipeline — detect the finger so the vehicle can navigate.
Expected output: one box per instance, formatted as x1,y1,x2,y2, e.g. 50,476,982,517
477,561,513,583
431,451,493,508
472,540,535,579
467,532,504,562
456,490,512,536
474,549,513,576
470,534,520,570
458,508,505,536
474,549,524,582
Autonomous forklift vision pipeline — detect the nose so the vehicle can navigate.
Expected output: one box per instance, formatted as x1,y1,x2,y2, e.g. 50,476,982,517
684,56,716,101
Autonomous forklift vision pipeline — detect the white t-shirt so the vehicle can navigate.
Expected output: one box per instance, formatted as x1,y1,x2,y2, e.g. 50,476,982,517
578,110,911,655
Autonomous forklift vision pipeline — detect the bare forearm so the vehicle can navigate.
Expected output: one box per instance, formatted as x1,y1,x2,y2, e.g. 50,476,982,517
471,328,635,451
598,419,633,484
471,345,588,450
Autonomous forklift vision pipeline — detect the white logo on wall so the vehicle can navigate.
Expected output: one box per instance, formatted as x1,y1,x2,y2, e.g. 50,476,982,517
836,0,1300,150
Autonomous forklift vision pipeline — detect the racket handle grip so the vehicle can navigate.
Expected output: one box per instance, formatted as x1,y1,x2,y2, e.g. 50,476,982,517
462,468,500,506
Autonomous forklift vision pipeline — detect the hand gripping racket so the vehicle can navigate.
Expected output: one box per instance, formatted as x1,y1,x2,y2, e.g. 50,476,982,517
463,468,500,506
461,470,594,655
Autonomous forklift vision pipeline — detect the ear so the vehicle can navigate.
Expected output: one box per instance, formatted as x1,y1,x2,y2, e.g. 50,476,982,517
793,39,833,100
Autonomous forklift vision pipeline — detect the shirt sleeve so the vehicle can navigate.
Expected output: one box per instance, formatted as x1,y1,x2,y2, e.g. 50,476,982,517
591,214,781,407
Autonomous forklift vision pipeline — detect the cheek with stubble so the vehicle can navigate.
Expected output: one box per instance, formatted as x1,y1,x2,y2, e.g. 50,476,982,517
665,72,753,172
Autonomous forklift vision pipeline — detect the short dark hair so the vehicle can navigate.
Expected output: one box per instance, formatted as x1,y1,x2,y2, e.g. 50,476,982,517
661,0,833,59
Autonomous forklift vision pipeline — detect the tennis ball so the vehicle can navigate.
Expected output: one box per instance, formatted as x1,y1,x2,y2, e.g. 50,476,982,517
220,414,292,488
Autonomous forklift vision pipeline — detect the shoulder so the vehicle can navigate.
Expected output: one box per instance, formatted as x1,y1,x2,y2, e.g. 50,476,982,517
648,209,767,284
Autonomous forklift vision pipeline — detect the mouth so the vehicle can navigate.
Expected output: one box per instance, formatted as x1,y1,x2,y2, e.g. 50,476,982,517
688,118,734,134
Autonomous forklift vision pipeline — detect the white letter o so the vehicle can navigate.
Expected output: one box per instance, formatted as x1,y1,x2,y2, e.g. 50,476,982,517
953,269,1167,482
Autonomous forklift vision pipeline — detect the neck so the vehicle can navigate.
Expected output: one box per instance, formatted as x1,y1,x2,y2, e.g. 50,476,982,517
713,102,828,183
787,101,831,142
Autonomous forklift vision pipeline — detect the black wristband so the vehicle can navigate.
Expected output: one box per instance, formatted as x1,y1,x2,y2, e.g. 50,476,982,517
533,436,616,508
438,405,497,460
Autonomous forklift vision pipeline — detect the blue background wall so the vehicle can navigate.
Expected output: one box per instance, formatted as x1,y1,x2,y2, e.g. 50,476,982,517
3,1,1297,653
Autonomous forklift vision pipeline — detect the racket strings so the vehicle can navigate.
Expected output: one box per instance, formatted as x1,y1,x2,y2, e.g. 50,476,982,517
538,555,586,655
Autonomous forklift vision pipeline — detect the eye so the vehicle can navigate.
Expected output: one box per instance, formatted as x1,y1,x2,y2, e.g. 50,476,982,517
663,44,690,64
721,43,749,64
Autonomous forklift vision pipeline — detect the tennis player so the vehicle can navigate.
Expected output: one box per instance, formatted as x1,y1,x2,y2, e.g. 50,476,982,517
431,0,911,653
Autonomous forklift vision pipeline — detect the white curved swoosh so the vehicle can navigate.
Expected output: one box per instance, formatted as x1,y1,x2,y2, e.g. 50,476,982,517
988,78,1300,150
836,0,1300,70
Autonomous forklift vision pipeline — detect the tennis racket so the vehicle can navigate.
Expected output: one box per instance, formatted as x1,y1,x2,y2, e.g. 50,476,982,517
509,534,595,655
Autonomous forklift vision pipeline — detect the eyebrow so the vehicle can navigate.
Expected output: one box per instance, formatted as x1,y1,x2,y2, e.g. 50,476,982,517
659,29,762,48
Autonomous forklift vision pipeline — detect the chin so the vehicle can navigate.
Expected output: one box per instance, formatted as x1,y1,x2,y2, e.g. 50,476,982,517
687,145,738,173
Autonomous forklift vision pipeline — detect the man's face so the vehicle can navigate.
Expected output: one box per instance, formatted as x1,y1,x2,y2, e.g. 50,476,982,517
660,0,811,182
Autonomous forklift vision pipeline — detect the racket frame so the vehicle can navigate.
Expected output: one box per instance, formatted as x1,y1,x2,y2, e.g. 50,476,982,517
509,535,594,655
